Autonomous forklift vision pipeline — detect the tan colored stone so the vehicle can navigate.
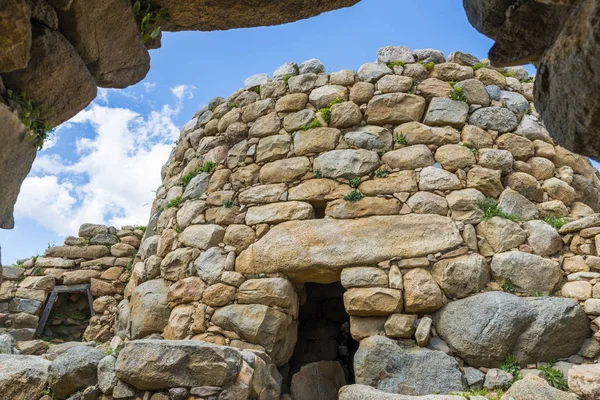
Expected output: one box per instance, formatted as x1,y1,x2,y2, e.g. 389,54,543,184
461,125,493,149
236,214,463,283
382,145,434,170
245,201,314,225
349,82,374,105
467,166,504,197
237,278,295,308
178,224,225,250
288,179,351,203
293,128,340,156
344,288,402,316
62,270,102,285
416,78,452,101
259,157,311,184
396,122,460,146
325,197,400,219
496,133,535,161
224,225,256,252
359,171,417,195
366,93,426,125
435,144,476,172
275,93,308,112
330,102,362,129
46,245,110,259
111,243,135,257
167,277,206,307
403,268,444,313
202,283,236,307
163,304,195,340
349,316,386,340
476,217,527,253
432,254,489,299
542,178,576,205
568,364,600,399
564,256,589,273
384,314,417,338
256,135,291,163
341,267,389,289
562,281,592,300
430,62,474,81
475,68,506,88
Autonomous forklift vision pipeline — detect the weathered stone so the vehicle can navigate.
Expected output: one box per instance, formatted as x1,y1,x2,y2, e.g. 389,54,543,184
514,297,590,364
477,217,527,253
338,384,465,400
419,166,462,191
129,279,170,339
329,101,362,128
0,354,50,400
403,268,444,313
397,122,461,146
376,74,413,94
238,278,295,308
211,304,292,365
568,364,600,400
256,135,291,163
496,133,534,161
48,346,105,398
434,292,537,367
435,144,476,172
367,93,426,125
354,336,465,395
432,254,489,299
447,188,485,224
98,355,117,395
491,251,562,294
314,149,379,179
423,98,469,128
467,166,504,198
246,201,313,225
194,247,234,285
236,214,463,283
58,0,150,88
260,157,311,183
3,25,96,126
523,220,563,256
309,85,347,109
293,128,340,156
505,172,544,202
502,374,574,400
46,245,110,259
115,340,242,390
178,224,224,250
290,361,346,400
469,107,518,133
417,78,453,102
350,316,386,341
382,145,434,170
344,288,402,316
288,179,351,203
377,46,415,63
242,99,274,122
430,62,474,81
542,177,576,205
384,314,417,338
455,79,490,106
326,197,401,219
343,126,392,151
560,213,600,234
359,171,418,195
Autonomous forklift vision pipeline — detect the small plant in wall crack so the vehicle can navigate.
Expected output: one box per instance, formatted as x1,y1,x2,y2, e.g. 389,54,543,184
343,190,363,202
349,176,362,188
393,135,407,145
1,89,54,150
199,161,217,173
386,60,406,70
499,353,522,382
223,200,235,208
478,197,518,222
502,279,515,293
450,86,467,102
544,216,568,230
374,168,389,178
539,361,568,390
133,1,169,43
167,196,183,209
314,169,322,178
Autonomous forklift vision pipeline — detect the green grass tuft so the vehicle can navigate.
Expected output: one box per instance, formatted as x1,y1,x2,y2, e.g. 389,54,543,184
539,362,568,390
302,117,321,130
132,0,168,43
544,216,568,230
314,169,322,178
223,200,235,208
424,61,435,71
343,190,363,202
167,196,183,209
349,177,362,188
387,60,406,69
472,62,486,71
450,86,467,102
478,197,518,222
374,169,389,178
199,161,217,173
2,89,54,150
393,135,407,145
500,354,522,383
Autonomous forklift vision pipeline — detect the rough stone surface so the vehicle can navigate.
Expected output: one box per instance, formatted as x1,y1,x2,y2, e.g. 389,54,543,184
48,346,105,398
354,336,465,395
236,215,463,283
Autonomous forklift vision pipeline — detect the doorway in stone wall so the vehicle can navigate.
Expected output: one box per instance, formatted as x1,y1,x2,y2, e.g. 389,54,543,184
282,282,358,399
37,284,94,341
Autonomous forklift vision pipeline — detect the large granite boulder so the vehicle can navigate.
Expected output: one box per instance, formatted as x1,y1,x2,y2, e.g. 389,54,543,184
0,0,31,72
57,0,150,88
129,279,170,339
0,104,37,229
354,336,465,395
115,340,243,390
236,214,463,283
48,346,105,399
0,354,50,400
339,385,465,400
290,361,346,400
2,25,96,126
435,292,590,367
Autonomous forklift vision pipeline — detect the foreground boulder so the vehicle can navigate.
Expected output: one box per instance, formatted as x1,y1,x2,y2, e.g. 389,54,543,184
435,292,590,367
290,361,346,400
568,364,600,400
236,214,463,283
114,340,243,390
129,279,170,339
501,374,575,400
0,354,50,400
48,346,105,399
338,384,466,400
354,336,465,395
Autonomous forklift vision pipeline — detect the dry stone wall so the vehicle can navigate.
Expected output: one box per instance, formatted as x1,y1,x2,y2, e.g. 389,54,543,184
0,223,140,347
110,46,600,399
2,45,600,400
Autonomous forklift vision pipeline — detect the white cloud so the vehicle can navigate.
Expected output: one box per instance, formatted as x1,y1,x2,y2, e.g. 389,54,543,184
14,100,181,236
143,82,157,92
170,84,196,101
96,88,109,104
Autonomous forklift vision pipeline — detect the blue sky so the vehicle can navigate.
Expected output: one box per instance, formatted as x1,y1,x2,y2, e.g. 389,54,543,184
0,0,570,264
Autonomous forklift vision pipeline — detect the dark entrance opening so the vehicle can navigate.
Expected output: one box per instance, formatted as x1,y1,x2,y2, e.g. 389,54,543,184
282,282,359,396
37,284,94,342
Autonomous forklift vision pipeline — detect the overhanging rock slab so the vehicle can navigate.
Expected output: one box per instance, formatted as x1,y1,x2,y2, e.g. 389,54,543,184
236,214,463,283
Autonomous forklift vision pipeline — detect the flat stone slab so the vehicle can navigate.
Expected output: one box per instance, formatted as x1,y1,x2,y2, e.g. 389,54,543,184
236,214,463,283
